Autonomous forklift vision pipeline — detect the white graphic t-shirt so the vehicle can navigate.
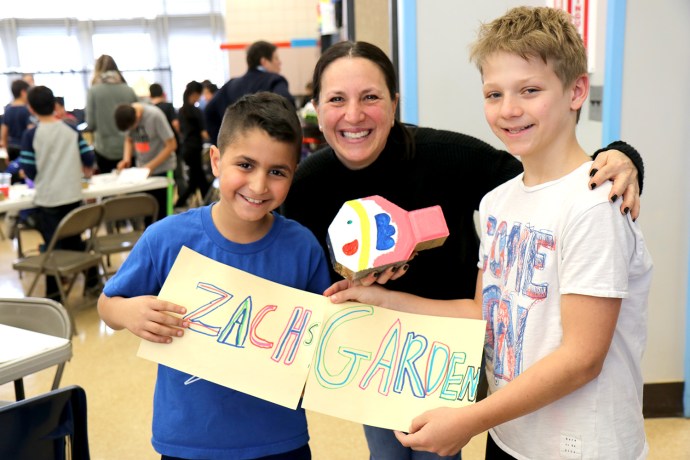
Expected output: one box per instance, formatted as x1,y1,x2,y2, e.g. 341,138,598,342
477,161,652,460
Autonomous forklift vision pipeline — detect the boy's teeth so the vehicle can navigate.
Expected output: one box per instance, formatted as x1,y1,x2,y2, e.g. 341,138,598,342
508,125,532,134
245,197,262,204
343,130,370,139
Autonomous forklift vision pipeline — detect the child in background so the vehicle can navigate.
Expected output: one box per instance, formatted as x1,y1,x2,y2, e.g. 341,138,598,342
19,85,99,299
174,81,211,208
1,79,33,162
327,7,653,459
114,101,177,222
98,92,331,460
199,79,218,110
54,96,78,127
149,82,186,199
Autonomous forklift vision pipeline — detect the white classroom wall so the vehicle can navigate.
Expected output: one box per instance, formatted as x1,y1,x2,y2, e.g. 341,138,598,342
223,0,321,96
415,0,690,384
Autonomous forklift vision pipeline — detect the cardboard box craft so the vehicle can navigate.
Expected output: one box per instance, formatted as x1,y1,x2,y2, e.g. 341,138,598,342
327,195,449,280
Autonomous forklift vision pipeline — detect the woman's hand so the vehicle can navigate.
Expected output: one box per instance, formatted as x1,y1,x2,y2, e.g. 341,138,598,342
357,253,416,286
589,150,640,219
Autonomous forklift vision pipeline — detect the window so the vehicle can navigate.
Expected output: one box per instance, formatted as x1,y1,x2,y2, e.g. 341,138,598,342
0,5,226,114
0,39,8,111
168,32,226,106
92,32,157,99
17,34,84,110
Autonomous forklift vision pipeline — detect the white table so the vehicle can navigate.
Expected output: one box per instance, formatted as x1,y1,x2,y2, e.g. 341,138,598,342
0,324,72,400
0,173,170,214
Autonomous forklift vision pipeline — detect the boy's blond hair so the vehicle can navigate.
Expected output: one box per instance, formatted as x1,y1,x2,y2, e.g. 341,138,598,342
470,6,587,89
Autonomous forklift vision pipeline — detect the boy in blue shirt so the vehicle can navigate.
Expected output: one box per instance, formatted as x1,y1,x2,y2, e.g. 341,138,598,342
98,92,331,460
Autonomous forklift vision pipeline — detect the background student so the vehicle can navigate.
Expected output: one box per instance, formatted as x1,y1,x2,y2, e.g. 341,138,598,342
98,92,330,460
1,79,33,162
204,40,294,145
19,85,100,299
149,82,186,198
85,54,138,173
174,81,211,209
114,101,177,221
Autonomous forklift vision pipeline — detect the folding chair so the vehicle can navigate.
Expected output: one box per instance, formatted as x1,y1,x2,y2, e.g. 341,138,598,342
7,209,43,260
0,297,72,400
94,193,158,277
12,203,106,328
0,385,90,460
203,177,220,205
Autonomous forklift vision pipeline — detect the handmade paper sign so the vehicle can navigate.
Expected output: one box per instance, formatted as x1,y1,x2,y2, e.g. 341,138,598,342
138,246,486,432
137,246,325,409
327,195,449,280
302,302,486,432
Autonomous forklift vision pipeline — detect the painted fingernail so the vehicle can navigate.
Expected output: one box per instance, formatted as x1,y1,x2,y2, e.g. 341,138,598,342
590,183,597,190
589,168,598,177
611,194,618,202
402,264,409,271
624,207,630,215
372,271,379,278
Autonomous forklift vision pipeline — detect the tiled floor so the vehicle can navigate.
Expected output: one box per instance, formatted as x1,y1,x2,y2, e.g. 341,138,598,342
0,224,688,459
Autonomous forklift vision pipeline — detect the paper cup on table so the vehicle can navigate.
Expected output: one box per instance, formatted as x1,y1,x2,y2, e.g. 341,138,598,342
0,172,11,198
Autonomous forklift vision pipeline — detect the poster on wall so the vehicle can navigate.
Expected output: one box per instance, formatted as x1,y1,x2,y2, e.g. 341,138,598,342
319,0,338,36
547,0,596,72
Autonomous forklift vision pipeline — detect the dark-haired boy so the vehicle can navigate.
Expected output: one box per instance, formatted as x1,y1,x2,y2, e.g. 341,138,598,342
19,85,99,299
99,92,330,460
114,102,177,221
2,79,33,161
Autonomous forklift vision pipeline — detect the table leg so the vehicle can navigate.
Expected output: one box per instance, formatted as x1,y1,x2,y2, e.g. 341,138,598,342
167,170,174,216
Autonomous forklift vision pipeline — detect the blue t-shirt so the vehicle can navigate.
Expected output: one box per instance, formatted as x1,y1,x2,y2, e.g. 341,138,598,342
104,205,331,459
2,104,31,147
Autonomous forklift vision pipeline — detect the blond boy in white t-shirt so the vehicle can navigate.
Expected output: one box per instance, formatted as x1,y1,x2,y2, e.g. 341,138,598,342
327,6,653,459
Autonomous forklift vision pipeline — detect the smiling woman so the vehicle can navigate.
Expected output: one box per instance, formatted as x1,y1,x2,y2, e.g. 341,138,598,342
281,39,645,460
313,57,398,170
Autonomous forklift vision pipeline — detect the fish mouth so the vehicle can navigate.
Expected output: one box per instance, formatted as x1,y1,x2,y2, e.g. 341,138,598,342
342,239,359,256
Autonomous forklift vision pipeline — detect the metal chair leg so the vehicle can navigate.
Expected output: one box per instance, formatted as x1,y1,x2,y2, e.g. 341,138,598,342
13,379,25,400
51,363,66,390
56,274,77,335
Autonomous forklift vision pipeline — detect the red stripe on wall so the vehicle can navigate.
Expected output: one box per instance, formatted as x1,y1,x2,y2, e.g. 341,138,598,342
220,41,292,50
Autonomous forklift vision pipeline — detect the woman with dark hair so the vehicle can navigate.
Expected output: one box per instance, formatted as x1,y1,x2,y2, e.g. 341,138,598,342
86,54,138,173
174,81,210,208
282,40,644,460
